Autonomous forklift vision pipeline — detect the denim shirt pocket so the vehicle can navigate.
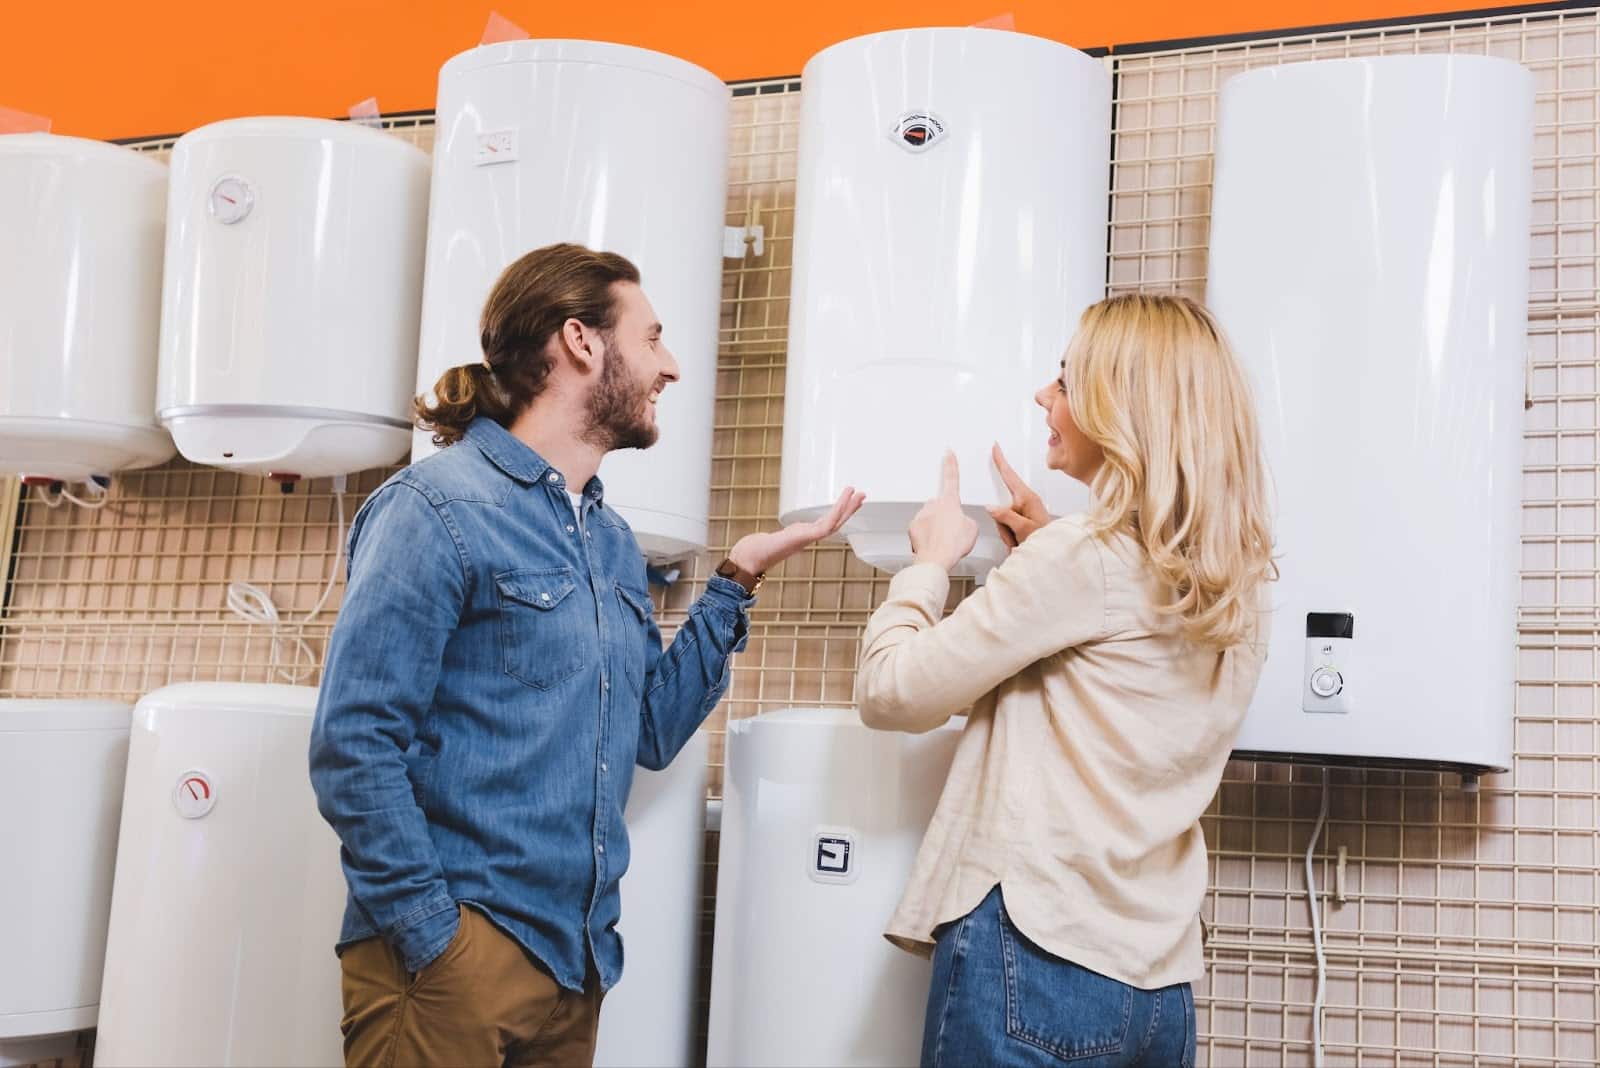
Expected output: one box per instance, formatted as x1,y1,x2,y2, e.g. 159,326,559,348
496,566,589,689
614,582,653,698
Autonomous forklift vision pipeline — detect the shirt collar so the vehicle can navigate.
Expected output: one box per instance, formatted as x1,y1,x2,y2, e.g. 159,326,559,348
464,417,607,503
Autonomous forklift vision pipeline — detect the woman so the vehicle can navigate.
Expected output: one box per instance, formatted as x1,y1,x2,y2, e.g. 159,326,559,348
857,293,1275,1068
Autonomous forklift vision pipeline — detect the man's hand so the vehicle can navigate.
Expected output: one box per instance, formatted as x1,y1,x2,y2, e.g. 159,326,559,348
727,487,866,576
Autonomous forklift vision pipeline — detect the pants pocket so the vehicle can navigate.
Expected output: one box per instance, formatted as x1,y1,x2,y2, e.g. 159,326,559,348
339,936,408,1060
409,905,471,992
998,905,1133,1063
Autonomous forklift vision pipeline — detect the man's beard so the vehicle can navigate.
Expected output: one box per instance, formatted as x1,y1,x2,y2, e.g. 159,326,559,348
582,343,659,452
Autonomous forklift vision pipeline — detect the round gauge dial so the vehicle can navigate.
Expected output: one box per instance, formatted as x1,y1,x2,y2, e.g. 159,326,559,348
208,175,254,224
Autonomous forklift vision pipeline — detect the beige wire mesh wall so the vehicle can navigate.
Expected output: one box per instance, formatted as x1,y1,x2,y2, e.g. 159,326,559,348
1110,9,1600,1065
2,7,1597,1065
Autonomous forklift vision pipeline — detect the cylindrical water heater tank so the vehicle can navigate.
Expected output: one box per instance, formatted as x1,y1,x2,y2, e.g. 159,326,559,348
778,29,1107,578
0,701,130,1068
414,40,729,563
157,118,430,480
0,135,173,482
594,731,707,1068
96,684,345,1067
707,709,963,1067
1207,55,1535,773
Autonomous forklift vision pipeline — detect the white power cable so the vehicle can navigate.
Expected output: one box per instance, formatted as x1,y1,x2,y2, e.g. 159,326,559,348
302,482,348,620
227,477,348,682
62,478,110,509
61,489,108,509
226,581,319,682
33,480,111,510
1305,767,1330,1068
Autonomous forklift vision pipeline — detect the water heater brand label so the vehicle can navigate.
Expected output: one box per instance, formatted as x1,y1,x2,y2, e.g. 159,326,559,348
173,769,216,819
890,112,947,153
810,827,859,885
475,130,519,166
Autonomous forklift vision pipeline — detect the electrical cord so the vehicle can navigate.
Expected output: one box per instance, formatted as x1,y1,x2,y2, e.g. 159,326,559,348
227,476,348,682
33,479,111,510
61,481,109,509
1305,767,1330,1068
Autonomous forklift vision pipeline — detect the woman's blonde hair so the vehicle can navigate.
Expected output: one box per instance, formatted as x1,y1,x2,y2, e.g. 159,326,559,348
1061,293,1276,648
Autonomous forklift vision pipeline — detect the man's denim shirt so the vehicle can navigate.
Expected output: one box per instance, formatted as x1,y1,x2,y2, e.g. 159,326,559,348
309,417,752,993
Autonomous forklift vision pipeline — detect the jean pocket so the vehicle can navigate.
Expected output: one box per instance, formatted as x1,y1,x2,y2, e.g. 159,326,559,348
497,567,588,689
998,908,1133,1063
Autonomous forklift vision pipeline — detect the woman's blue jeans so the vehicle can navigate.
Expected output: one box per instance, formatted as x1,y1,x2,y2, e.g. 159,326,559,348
921,886,1196,1068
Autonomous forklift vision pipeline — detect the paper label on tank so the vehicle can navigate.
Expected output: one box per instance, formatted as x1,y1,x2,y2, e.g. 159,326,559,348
810,827,859,885
475,130,519,166
173,769,216,819
890,112,947,153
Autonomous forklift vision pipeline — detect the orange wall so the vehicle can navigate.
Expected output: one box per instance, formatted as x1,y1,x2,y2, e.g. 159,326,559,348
0,1,1540,140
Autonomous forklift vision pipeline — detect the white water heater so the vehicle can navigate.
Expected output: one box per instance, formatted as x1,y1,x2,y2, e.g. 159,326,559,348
0,701,130,1068
157,118,429,480
96,684,345,1067
707,709,963,1067
779,29,1106,578
595,731,707,1068
415,40,729,562
0,135,173,482
1207,55,1534,774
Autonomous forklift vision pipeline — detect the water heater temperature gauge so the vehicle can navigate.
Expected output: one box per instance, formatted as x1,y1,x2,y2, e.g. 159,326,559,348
208,175,254,224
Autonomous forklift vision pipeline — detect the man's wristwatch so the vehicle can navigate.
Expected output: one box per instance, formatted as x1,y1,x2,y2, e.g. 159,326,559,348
714,558,765,596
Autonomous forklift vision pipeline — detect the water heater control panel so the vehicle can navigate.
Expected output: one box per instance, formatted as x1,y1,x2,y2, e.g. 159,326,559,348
1303,612,1353,714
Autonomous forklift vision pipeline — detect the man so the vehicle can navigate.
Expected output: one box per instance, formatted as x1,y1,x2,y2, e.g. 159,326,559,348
310,243,862,1067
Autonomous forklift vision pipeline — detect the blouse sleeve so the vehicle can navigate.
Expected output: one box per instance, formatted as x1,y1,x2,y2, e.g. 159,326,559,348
857,517,1111,733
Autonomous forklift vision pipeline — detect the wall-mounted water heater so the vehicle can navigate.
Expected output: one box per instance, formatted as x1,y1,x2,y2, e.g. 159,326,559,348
414,41,729,562
778,29,1106,578
1207,55,1535,775
157,118,430,481
0,135,173,483
96,684,345,1067
0,701,130,1068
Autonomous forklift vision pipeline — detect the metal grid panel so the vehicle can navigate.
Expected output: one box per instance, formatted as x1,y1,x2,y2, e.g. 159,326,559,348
1,468,387,694
1111,9,1600,1065
3,9,1598,1063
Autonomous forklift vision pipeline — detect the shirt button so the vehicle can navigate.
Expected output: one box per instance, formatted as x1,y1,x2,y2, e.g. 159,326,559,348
600,762,609,773
596,843,605,855
540,592,551,602
602,679,609,690
566,525,576,534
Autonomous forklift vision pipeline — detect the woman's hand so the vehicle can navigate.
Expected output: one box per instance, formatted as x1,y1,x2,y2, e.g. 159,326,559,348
727,486,866,576
909,453,979,571
987,443,1051,550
